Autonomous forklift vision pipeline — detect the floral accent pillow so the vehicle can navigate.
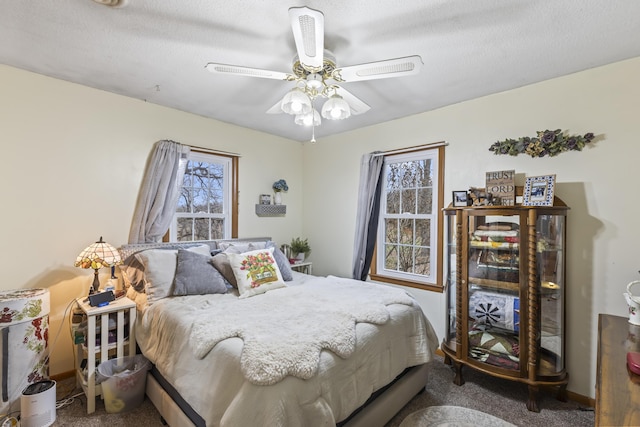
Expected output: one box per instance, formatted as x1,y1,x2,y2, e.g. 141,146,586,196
227,247,286,298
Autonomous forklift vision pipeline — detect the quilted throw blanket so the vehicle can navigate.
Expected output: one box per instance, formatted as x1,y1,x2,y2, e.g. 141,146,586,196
189,276,416,385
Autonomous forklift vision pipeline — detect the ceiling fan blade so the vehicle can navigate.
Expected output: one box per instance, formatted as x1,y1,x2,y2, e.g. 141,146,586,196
335,87,370,116
335,55,423,82
205,63,291,81
266,99,284,114
289,6,324,71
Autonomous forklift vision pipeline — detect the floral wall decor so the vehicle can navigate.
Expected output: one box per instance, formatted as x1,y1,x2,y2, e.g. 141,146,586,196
488,129,595,158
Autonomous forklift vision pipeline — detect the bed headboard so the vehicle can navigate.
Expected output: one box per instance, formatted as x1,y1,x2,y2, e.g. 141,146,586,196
118,237,271,259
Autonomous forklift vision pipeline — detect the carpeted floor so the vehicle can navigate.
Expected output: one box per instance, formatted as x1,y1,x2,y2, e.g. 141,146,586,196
51,355,594,426
385,356,594,427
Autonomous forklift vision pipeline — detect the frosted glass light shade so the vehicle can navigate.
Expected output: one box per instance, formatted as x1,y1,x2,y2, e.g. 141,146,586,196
281,88,312,115
321,95,351,120
294,109,321,126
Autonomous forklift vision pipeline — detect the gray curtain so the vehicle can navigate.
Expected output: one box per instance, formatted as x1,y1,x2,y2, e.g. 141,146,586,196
128,140,190,244
352,152,385,281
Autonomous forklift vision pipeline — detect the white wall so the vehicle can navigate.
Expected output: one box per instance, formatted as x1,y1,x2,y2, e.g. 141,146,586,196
3,56,639,399
302,56,640,399
0,65,304,375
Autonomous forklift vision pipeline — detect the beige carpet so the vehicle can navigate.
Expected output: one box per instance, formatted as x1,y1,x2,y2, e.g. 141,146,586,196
399,406,516,427
51,356,593,426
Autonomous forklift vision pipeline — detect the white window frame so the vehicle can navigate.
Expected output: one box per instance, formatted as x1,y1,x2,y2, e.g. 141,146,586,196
373,147,443,290
169,151,233,242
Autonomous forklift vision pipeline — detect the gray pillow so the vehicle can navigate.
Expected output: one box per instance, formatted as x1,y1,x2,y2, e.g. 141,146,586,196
211,252,238,288
121,243,209,292
135,245,212,304
266,241,293,281
173,249,228,296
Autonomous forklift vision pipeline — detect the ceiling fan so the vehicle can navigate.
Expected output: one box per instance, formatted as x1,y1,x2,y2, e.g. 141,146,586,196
205,6,422,141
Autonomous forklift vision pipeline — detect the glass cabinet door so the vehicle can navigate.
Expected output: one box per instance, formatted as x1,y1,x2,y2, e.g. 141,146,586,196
444,211,457,351
537,214,565,376
466,213,521,371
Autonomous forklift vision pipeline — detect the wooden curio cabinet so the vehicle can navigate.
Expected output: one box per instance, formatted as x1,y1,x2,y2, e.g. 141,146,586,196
441,196,569,412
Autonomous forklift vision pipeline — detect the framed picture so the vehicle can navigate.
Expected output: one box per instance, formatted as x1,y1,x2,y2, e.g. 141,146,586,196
523,175,556,206
259,194,271,205
485,169,515,206
452,190,469,207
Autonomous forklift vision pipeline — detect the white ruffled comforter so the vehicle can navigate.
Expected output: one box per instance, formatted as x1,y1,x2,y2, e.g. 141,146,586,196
133,273,438,426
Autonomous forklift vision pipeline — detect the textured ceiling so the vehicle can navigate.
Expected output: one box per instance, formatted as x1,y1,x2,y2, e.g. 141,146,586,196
2,1,639,142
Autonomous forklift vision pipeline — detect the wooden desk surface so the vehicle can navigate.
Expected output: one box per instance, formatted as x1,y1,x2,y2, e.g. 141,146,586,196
596,314,640,426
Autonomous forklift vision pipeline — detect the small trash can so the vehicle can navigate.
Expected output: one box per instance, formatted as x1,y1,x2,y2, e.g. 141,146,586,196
97,355,151,413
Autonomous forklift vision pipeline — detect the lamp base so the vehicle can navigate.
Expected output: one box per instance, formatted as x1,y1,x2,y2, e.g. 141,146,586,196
90,270,100,295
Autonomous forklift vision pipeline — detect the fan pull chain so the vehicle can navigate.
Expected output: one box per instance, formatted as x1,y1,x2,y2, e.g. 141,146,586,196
310,98,317,143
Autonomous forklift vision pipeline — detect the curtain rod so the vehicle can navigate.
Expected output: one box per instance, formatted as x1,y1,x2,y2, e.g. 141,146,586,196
188,144,241,157
372,141,448,157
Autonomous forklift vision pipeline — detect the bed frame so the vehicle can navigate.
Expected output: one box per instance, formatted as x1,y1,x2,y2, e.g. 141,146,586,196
119,237,429,427
145,363,429,427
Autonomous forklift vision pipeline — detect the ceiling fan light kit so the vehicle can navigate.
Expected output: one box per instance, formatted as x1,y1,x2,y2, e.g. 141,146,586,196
321,94,350,120
281,88,312,115
205,6,422,141
295,109,321,127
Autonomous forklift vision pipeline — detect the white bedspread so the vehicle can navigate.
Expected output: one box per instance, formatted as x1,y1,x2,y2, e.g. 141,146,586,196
135,273,439,426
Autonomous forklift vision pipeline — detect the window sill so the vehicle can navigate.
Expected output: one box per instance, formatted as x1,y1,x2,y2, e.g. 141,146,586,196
368,274,443,293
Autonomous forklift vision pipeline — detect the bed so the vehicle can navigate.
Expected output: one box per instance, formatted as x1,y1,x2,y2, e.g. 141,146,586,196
118,238,439,427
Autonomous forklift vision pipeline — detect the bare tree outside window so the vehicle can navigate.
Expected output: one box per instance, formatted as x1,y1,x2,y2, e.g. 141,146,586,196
170,152,234,242
372,146,443,290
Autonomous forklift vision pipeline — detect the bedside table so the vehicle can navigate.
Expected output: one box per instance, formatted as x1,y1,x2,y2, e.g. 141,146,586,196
74,296,136,414
290,261,312,275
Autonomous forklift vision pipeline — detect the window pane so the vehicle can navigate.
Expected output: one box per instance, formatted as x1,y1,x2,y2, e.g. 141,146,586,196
193,188,208,213
211,219,225,240
398,245,413,273
401,188,416,214
415,219,431,246
209,164,224,189
177,187,190,213
385,218,398,243
385,244,398,270
416,159,433,187
209,188,223,214
414,247,431,275
194,218,210,241
401,164,416,187
399,218,413,244
177,218,193,242
387,190,400,214
417,187,433,215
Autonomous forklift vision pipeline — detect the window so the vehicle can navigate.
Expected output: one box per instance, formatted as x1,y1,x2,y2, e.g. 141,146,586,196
370,146,444,291
168,151,238,242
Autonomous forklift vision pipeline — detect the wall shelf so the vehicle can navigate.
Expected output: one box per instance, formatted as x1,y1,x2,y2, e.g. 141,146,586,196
255,204,286,216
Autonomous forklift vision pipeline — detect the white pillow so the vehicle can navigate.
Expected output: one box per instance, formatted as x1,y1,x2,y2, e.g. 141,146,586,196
227,247,286,298
217,240,268,253
135,244,211,304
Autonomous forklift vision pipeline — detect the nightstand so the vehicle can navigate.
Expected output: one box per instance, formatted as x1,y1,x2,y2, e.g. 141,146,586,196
74,296,136,414
290,261,313,275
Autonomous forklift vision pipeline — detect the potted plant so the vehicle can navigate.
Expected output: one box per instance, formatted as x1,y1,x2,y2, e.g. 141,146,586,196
290,237,311,262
